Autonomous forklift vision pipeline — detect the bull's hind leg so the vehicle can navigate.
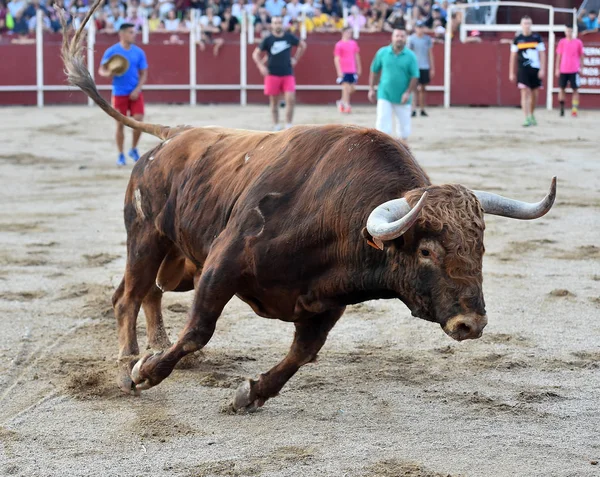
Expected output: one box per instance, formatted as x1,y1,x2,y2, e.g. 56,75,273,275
141,285,172,351
142,253,199,351
230,308,344,413
112,226,170,393
127,240,241,393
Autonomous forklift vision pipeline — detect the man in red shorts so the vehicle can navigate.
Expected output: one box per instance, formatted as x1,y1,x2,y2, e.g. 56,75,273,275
99,23,148,166
252,16,307,131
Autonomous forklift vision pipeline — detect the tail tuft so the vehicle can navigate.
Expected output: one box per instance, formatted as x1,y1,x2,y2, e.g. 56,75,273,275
60,0,170,140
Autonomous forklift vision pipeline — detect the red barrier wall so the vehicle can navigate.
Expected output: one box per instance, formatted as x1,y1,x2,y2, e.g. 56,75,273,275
2,32,599,108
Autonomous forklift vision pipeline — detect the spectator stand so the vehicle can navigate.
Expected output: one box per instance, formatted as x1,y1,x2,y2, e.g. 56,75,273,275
443,1,580,110
2,2,598,108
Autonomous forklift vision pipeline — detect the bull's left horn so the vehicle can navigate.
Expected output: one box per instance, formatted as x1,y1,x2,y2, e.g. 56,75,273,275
366,191,428,242
473,176,556,220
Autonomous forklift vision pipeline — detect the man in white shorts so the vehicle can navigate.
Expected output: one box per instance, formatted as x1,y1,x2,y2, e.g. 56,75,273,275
368,28,419,141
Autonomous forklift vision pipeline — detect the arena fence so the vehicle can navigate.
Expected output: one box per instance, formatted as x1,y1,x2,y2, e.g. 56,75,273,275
1,3,598,108
444,1,600,109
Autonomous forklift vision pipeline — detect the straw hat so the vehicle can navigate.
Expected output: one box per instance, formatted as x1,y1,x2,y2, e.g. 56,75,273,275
106,54,129,76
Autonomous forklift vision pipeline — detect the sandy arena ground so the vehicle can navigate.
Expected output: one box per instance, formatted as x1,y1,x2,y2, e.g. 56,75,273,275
0,104,599,477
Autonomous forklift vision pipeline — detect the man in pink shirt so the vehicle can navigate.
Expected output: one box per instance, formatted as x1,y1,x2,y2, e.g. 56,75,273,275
334,26,362,113
555,24,584,117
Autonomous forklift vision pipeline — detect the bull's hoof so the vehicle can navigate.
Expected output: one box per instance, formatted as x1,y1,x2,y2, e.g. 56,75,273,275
116,360,141,396
128,351,165,393
229,379,265,414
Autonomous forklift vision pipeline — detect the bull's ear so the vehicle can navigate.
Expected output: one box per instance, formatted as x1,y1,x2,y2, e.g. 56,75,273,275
361,227,384,251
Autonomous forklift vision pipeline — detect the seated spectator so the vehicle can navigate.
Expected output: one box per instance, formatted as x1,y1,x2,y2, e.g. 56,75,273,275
299,0,314,18
0,0,8,34
28,0,52,32
280,5,292,27
181,10,192,30
72,8,90,30
94,11,110,32
384,5,405,31
449,10,461,39
199,6,224,55
222,6,240,32
321,0,340,17
244,0,256,18
8,0,29,35
432,19,445,42
289,12,309,32
47,0,68,32
326,11,344,31
426,3,445,29
366,7,383,32
127,7,145,31
158,0,175,18
265,0,285,17
176,0,192,16
104,0,125,17
231,0,242,18
211,0,227,16
414,1,431,26
286,0,301,20
439,0,449,19
355,0,371,13
190,0,206,12
163,9,181,30
346,5,366,31
580,10,598,32
139,0,156,17
107,6,126,31
148,11,161,31
254,5,271,32
312,7,330,31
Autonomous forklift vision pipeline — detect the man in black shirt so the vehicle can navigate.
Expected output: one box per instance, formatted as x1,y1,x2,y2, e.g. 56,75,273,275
252,16,307,131
509,16,546,127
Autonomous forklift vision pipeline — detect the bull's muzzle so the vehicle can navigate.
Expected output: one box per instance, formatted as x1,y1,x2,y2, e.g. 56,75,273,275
443,313,488,341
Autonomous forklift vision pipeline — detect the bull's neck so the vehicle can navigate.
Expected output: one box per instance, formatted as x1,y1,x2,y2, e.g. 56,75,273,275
335,241,408,306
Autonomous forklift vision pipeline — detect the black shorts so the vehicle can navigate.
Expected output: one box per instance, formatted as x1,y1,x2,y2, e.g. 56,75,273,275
342,73,358,84
517,67,542,90
559,72,580,90
418,69,430,85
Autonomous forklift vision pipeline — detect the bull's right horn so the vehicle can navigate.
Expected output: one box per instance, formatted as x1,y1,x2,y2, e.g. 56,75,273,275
473,176,556,220
366,191,428,243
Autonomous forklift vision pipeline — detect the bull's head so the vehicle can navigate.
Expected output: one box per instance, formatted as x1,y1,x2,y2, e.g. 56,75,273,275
365,178,556,341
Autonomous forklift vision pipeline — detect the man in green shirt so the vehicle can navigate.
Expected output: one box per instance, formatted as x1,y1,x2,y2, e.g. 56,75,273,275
368,29,420,141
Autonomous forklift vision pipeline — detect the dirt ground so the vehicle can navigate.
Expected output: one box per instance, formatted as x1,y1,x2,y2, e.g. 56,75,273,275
0,103,599,477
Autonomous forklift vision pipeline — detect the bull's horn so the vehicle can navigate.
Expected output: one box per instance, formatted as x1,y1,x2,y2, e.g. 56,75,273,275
473,176,556,220
366,192,428,242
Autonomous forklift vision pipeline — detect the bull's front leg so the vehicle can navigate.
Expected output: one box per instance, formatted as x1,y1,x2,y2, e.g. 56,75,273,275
230,307,344,413
128,259,238,393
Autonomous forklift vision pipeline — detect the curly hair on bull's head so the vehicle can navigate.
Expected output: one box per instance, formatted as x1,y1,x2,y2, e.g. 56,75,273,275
405,184,486,285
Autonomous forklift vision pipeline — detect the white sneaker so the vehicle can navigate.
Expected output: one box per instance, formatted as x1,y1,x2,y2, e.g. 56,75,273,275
285,123,293,130
273,124,282,131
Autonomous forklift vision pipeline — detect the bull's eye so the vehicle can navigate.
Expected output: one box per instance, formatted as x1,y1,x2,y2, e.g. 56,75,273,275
420,249,431,257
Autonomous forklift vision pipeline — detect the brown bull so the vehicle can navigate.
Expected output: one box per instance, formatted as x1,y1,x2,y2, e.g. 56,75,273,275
62,3,556,412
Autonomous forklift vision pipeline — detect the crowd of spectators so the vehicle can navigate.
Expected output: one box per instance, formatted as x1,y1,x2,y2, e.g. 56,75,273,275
3,0,597,47
578,8,599,35
0,0,461,42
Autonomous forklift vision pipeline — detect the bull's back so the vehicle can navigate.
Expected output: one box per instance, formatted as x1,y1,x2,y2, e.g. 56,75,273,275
127,124,429,265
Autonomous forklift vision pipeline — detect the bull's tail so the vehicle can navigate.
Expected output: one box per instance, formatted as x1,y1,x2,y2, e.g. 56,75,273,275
60,0,171,141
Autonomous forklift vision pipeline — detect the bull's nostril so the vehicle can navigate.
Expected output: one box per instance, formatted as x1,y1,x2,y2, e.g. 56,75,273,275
457,322,472,336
